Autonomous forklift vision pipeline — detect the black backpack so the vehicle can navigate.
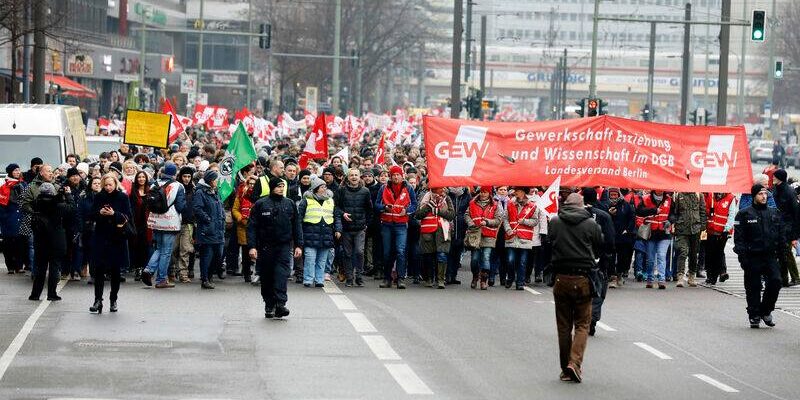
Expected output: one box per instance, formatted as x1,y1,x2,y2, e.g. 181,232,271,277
145,181,171,214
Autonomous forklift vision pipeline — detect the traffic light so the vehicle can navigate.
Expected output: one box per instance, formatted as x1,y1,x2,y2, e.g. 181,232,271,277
703,108,713,125
598,99,608,115
575,98,585,118
642,104,653,122
696,107,707,125
751,10,766,42
774,60,784,79
586,98,599,117
259,23,272,49
689,108,697,125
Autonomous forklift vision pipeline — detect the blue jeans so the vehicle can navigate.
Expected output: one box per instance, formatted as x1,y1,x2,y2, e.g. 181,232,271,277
381,223,408,282
146,231,178,284
506,248,530,287
304,247,331,284
197,243,223,282
645,239,670,282
470,247,492,274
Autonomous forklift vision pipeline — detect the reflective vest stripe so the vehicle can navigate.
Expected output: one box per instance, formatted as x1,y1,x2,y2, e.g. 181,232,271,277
420,214,439,233
469,198,499,238
303,198,334,224
506,202,536,240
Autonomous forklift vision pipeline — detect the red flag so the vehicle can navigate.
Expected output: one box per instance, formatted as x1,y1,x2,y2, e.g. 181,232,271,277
374,134,386,166
299,112,329,169
161,99,185,144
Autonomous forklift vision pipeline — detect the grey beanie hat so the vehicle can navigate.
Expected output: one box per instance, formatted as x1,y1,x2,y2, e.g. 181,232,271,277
40,182,57,196
310,177,326,193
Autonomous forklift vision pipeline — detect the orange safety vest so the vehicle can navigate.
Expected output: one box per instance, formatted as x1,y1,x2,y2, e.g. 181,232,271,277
420,212,439,234
705,193,734,234
468,198,499,238
635,194,671,231
505,201,536,240
380,184,411,224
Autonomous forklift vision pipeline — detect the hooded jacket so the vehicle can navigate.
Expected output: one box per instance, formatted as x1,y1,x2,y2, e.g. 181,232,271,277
548,205,603,272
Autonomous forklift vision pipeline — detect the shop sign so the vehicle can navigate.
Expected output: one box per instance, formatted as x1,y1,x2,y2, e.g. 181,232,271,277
67,54,94,75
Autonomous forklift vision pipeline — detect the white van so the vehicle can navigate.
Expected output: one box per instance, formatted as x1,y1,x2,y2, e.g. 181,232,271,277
86,135,123,159
0,104,88,174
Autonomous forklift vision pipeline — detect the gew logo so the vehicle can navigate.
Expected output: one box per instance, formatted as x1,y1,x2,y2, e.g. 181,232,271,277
689,135,737,185
434,125,489,177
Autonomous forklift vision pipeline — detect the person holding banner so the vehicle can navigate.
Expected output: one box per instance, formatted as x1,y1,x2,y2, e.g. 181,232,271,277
636,190,673,289
503,187,542,291
375,165,418,289
465,187,502,290
414,187,455,289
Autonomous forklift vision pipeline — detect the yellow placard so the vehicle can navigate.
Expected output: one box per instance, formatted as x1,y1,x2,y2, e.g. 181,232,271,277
124,109,172,148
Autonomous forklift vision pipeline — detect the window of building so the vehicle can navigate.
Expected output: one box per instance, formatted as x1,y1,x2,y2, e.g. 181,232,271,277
570,31,576,40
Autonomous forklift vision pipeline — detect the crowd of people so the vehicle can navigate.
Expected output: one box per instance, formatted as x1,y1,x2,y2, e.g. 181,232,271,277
1,123,799,382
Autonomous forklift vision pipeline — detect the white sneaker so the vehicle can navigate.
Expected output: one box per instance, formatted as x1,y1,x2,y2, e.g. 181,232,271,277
325,273,332,282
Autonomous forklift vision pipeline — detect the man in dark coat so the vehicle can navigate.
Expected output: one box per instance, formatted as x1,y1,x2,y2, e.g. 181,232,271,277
771,168,800,287
193,170,225,289
582,188,615,336
606,187,635,288
335,168,373,287
364,168,383,277
248,178,303,319
446,186,472,284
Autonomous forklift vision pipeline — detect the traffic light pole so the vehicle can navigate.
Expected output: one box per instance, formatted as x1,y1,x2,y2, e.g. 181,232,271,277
246,0,253,110
479,15,487,96
646,22,656,121
332,0,342,115
450,0,463,119
766,0,777,132
588,0,600,98
716,0,730,126
679,3,691,125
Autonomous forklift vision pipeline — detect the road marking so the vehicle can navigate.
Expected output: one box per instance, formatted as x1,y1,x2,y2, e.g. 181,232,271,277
343,312,377,333
634,342,673,360
693,374,740,393
596,321,617,332
362,335,401,360
328,294,357,310
384,363,434,395
323,282,343,294
0,279,67,382
523,287,541,295
550,300,555,304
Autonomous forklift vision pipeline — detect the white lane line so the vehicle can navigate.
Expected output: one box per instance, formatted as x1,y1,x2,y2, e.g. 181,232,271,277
343,312,377,333
549,300,555,304
634,342,673,360
328,294,357,311
523,287,541,295
0,279,67,382
596,321,617,332
323,282,343,294
693,374,740,393
361,335,401,360
384,363,434,395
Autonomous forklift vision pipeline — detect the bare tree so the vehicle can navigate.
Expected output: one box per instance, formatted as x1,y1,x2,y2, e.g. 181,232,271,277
771,2,800,113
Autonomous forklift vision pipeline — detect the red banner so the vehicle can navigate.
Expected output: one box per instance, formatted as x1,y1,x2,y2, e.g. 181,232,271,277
423,115,753,193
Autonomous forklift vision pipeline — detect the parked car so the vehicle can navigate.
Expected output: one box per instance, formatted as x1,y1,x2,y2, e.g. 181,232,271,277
750,140,774,163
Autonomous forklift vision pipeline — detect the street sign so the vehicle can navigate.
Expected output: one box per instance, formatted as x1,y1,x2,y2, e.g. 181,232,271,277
305,86,319,114
181,74,197,94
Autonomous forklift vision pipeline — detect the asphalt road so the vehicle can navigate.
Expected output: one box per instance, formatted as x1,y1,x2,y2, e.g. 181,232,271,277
1,244,799,400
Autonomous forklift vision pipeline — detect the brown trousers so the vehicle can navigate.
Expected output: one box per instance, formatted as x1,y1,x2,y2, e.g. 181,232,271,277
553,274,593,372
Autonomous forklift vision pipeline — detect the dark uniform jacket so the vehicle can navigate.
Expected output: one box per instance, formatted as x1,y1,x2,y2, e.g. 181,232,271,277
734,202,784,261
247,194,303,249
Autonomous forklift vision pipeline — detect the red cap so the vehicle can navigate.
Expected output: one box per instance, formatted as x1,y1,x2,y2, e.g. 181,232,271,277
389,165,403,176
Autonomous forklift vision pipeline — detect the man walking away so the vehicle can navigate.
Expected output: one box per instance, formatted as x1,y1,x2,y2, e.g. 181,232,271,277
548,193,603,383
733,184,783,328
771,169,800,287
669,192,707,287
142,162,186,288
582,188,615,337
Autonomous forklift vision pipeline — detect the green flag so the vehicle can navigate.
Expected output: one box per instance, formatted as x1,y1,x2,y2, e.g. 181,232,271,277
218,122,257,202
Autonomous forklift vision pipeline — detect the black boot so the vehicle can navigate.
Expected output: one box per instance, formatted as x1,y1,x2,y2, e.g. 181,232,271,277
274,305,290,318
265,305,275,319
110,301,118,312
89,299,103,314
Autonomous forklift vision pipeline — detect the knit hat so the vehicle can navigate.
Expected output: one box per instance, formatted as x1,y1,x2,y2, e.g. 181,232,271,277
203,170,218,184
162,161,178,178
269,176,285,192
751,184,767,198
774,168,788,183
109,161,123,174
187,149,200,161
360,168,374,177
58,163,71,172
607,187,621,196
76,162,89,175
30,157,43,168
5,163,19,175
323,166,336,176
66,167,80,179
389,165,403,176
479,186,493,193
310,177,327,193
581,187,598,205
371,167,382,177
179,166,195,177
564,192,585,207
39,182,57,196
299,169,312,180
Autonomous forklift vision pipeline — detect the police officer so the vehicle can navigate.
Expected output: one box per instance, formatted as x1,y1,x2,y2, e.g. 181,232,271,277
248,177,303,319
733,184,783,328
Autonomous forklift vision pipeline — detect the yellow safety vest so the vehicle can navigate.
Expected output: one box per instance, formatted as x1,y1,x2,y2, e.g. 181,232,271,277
259,175,287,197
303,197,334,224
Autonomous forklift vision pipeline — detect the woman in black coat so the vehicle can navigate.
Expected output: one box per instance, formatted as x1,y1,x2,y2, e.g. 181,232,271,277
128,171,150,281
78,177,102,284
29,182,74,301
89,174,132,313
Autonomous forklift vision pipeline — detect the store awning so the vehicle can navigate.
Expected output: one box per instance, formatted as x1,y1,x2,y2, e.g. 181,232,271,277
45,74,97,99
0,70,97,99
